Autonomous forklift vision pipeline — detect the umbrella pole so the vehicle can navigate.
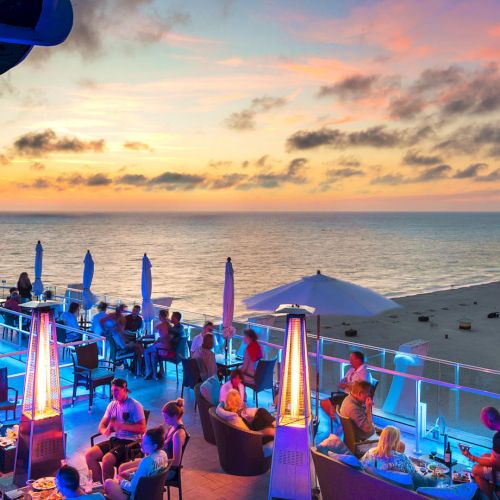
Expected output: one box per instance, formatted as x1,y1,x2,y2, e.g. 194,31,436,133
315,314,321,422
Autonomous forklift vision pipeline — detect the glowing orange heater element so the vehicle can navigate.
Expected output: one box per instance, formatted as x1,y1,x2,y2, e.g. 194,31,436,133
15,301,65,486
22,310,62,420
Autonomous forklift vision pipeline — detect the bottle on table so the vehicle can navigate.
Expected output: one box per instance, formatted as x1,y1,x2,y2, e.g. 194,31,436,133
444,441,452,467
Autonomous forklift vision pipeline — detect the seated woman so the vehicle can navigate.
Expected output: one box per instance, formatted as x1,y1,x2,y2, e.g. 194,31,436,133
162,398,189,479
60,301,83,342
105,426,169,500
55,465,104,499
360,426,415,473
460,406,500,498
216,389,275,439
193,333,217,381
219,368,245,405
241,329,263,384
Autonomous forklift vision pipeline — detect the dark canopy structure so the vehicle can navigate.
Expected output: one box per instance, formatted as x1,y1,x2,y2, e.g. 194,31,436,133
0,0,73,74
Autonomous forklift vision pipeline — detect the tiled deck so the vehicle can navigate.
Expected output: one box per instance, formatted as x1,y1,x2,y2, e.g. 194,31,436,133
62,365,271,500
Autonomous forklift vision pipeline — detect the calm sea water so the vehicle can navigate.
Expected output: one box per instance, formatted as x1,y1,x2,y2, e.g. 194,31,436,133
1,212,499,317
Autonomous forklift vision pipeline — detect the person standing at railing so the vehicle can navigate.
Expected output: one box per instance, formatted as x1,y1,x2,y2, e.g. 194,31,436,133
17,272,32,302
460,406,500,498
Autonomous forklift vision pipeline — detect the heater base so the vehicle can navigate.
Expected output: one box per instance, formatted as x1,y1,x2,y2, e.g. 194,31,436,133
14,414,65,486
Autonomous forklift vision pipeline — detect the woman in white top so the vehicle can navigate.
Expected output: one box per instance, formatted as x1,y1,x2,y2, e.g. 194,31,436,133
219,368,245,405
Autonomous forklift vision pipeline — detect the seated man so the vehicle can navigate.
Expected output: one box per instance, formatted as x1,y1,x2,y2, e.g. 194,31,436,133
144,309,171,380
190,321,214,354
85,378,146,482
55,464,105,499
460,406,500,498
193,333,217,381
330,351,373,407
168,311,185,350
339,380,376,442
124,305,143,338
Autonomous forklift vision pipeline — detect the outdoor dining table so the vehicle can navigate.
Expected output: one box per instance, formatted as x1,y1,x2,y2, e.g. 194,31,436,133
215,353,243,381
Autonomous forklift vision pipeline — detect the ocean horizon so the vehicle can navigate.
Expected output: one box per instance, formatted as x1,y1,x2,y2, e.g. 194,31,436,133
1,211,499,317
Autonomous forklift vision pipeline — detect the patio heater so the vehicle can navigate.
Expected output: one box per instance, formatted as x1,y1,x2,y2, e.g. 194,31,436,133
14,301,65,486
269,305,314,500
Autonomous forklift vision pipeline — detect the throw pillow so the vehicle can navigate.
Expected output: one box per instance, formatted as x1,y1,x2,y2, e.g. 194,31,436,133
317,434,350,456
416,482,477,499
200,375,220,406
364,466,414,490
328,452,363,469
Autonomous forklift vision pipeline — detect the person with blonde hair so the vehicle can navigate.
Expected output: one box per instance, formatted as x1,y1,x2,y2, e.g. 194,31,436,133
216,389,275,438
360,426,414,474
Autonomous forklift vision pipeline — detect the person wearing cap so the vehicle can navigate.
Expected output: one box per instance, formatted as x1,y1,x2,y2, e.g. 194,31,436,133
85,378,146,483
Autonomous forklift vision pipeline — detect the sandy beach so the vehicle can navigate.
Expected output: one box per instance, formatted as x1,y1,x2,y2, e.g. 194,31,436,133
272,281,500,371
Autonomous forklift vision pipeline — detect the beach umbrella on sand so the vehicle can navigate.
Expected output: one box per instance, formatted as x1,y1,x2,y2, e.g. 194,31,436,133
82,250,96,310
222,257,236,358
244,270,401,420
141,254,155,328
32,241,44,298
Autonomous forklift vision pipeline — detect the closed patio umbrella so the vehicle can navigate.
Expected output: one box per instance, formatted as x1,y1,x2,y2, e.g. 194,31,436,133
141,254,155,330
32,240,44,298
222,257,235,359
82,250,96,311
244,270,401,420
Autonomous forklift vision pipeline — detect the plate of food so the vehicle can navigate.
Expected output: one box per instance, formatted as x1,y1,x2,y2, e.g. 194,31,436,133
427,462,450,475
453,471,471,483
32,477,56,491
409,456,427,468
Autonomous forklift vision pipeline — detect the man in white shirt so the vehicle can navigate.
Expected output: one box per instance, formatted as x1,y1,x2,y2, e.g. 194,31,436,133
190,321,215,354
331,351,373,406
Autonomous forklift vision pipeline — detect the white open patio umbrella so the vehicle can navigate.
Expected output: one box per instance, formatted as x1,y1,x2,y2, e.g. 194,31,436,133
82,250,96,311
222,257,235,358
141,254,155,330
244,270,401,419
32,240,44,298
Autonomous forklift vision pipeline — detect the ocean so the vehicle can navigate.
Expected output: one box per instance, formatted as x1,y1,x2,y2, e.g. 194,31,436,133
1,212,499,317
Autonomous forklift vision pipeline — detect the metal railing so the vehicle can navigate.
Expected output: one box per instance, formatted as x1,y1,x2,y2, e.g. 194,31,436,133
1,280,499,451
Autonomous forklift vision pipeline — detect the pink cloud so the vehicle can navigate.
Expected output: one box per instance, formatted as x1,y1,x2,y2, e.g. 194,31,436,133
279,0,500,64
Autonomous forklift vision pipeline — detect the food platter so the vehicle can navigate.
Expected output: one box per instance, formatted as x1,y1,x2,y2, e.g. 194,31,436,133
427,462,450,476
32,477,56,491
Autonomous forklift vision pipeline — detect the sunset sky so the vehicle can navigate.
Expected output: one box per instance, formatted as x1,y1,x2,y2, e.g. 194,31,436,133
1,0,500,211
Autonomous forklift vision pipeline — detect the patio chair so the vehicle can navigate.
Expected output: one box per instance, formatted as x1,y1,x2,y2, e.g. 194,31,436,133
166,426,191,500
108,336,135,371
243,358,277,407
158,337,187,383
337,406,378,458
135,468,169,500
0,367,18,420
194,383,216,444
209,407,272,476
180,358,201,403
2,311,18,341
71,342,115,412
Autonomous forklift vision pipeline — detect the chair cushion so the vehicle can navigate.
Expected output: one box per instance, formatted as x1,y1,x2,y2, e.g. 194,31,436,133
416,482,477,499
200,376,220,406
328,452,363,469
90,368,114,380
364,466,414,490
0,400,15,410
317,433,350,456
